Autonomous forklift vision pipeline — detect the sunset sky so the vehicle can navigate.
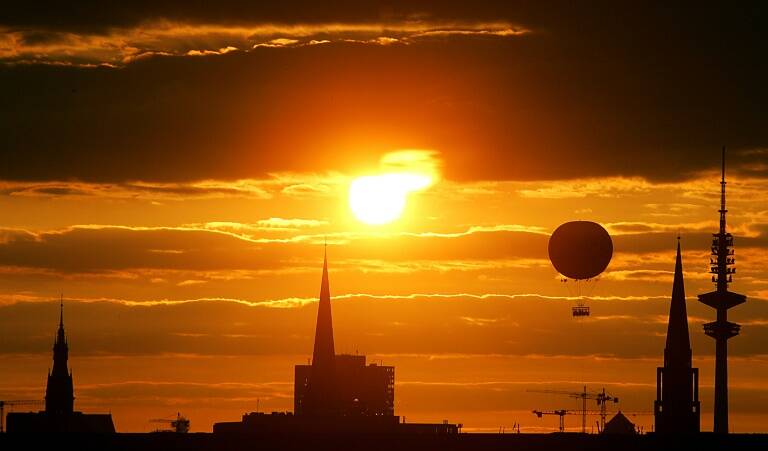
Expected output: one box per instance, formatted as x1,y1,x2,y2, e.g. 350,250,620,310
1,2,767,433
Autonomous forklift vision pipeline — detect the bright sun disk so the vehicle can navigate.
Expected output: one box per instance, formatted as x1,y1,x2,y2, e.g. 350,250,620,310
349,173,433,225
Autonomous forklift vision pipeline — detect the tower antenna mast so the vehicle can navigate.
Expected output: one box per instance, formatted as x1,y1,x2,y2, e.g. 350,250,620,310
698,146,746,434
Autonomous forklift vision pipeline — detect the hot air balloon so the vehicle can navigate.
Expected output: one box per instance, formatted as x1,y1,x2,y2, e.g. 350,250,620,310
548,221,613,317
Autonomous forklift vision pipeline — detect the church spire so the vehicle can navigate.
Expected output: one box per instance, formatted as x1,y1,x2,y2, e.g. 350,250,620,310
312,246,335,368
304,246,337,414
665,237,691,366
53,296,68,369
58,294,65,342
46,297,74,415
655,237,700,433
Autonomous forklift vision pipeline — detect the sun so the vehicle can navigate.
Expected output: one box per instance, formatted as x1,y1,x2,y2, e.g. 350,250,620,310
349,173,433,225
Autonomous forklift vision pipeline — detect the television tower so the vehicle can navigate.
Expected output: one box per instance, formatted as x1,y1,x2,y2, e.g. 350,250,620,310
698,147,746,433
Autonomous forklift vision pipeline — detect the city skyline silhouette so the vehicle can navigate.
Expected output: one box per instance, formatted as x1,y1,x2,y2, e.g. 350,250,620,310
1,2,768,443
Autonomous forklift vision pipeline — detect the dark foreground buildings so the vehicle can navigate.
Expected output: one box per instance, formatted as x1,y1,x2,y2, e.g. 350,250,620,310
7,301,115,433
214,251,458,435
295,353,395,417
654,239,700,433
698,148,746,434
604,412,636,435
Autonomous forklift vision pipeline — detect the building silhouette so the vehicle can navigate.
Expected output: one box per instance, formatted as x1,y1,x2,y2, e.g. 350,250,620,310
654,239,700,433
294,250,395,417
295,354,395,417
45,299,74,415
698,148,746,434
6,300,115,433
603,412,636,435
296,249,339,415
214,250,456,435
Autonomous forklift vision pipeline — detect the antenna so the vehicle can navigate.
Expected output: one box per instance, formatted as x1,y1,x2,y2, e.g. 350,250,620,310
59,293,64,327
722,145,726,183
719,146,727,235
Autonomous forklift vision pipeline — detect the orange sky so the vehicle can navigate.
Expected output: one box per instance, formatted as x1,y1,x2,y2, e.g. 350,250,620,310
2,164,768,432
1,2,767,434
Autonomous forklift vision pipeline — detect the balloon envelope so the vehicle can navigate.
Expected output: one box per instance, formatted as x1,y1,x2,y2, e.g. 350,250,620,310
548,221,613,280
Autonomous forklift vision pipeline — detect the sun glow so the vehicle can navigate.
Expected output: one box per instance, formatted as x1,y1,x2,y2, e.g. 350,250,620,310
349,173,433,225
348,150,440,225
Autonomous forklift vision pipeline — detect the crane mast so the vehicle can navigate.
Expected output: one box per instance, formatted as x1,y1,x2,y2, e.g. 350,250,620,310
528,386,618,433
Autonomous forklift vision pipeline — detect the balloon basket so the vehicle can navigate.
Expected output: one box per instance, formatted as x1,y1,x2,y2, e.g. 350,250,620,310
572,305,590,317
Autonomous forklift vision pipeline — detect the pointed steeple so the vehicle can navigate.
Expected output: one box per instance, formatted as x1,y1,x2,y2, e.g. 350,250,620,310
655,238,700,433
46,297,74,415
665,238,691,367
304,246,338,415
312,246,335,368
57,294,65,343
52,296,69,373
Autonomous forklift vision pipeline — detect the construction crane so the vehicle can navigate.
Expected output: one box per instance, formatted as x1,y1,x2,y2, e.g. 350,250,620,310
532,409,573,433
527,386,618,433
0,400,44,433
149,412,190,433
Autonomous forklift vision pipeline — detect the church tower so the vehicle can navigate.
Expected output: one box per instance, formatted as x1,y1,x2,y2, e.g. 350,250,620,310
654,239,700,433
305,247,337,414
45,298,74,416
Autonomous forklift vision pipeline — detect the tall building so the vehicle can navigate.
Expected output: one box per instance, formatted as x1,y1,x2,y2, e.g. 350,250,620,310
213,251,457,435
6,300,115,433
698,148,746,434
294,250,395,417
295,354,394,417
654,239,700,433
45,299,74,415
300,250,340,415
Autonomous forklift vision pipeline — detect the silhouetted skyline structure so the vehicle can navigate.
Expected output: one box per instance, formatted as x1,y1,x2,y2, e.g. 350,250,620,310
296,354,395,417
603,412,636,435
698,148,746,434
214,251,454,435
295,248,395,417
7,301,115,433
300,249,340,415
654,239,700,433
45,298,74,416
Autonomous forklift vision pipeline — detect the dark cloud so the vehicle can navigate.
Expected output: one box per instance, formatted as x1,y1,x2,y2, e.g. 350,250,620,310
0,1,446,34
1,2,763,37
0,3,766,182
0,225,549,273
2,293,768,358
613,230,768,256
0,1,581,34
0,223,767,274
16,30,67,45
